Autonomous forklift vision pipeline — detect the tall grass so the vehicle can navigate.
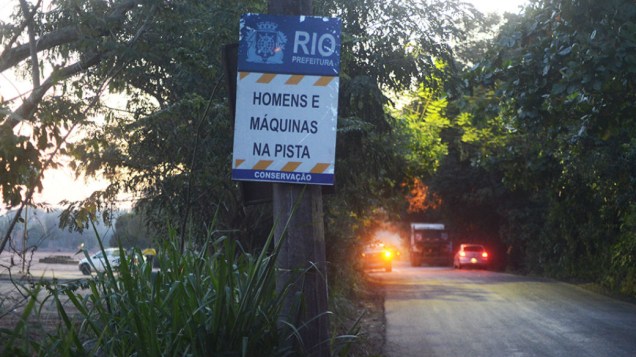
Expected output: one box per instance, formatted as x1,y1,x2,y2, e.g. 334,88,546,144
1,227,313,356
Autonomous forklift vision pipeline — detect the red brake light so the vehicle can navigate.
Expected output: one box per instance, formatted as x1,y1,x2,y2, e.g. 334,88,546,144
482,251,488,258
459,251,466,257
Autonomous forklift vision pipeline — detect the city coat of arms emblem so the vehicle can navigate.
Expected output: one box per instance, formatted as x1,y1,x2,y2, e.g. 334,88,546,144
246,21,287,64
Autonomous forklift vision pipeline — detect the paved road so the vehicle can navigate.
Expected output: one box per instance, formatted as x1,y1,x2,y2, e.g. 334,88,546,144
368,261,636,357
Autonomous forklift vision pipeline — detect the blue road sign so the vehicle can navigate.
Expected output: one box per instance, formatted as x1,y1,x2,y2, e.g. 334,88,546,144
239,13,341,76
233,13,341,186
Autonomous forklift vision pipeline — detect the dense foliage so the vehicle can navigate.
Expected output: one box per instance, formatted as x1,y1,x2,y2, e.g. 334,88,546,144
423,0,636,295
494,0,636,294
0,0,481,277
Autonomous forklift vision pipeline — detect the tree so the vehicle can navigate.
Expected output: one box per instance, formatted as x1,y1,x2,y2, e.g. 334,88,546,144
1,0,267,251
1,0,485,261
455,0,636,287
68,0,267,249
308,0,485,279
0,0,167,254
110,211,154,248
65,0,484,256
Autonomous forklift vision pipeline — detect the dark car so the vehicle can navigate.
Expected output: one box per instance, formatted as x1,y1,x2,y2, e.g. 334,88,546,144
453,244,489,269
361,243,394,272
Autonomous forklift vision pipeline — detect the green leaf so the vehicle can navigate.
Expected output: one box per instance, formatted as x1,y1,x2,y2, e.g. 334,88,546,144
551,83,567,95
558,46,572,56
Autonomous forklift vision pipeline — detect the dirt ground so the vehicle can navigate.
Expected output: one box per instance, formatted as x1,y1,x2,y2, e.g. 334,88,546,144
1,248,94,323
351,280,386,356
0,250,85,279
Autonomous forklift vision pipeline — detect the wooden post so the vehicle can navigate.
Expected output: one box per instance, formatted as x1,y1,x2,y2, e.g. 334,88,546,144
267,2,330,356
273,184,329,356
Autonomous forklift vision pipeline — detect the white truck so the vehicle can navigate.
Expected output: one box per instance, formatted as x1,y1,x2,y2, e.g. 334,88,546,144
409,223,452,266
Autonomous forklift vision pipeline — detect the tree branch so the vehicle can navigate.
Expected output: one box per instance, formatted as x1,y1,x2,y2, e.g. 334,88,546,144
1,52,103,128
19,0,41,88
0,0,139,73
0,0,41,68
1,1,159,254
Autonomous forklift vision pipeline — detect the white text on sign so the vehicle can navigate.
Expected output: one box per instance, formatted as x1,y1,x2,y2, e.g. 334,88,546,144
293,32,337,57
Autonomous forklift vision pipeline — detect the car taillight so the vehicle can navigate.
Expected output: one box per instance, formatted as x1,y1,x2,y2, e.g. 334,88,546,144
482,252,488,258
459,251,466,257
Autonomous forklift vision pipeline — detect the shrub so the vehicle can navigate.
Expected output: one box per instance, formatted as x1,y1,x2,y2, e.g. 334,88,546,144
2,228,302,356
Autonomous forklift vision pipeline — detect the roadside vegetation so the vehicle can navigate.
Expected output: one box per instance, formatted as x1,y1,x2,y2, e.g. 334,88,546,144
1,228,362,356
427,0,636,297
1,0,636,355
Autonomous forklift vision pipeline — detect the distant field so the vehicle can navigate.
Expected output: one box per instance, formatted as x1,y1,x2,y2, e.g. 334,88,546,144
1,250,86,279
